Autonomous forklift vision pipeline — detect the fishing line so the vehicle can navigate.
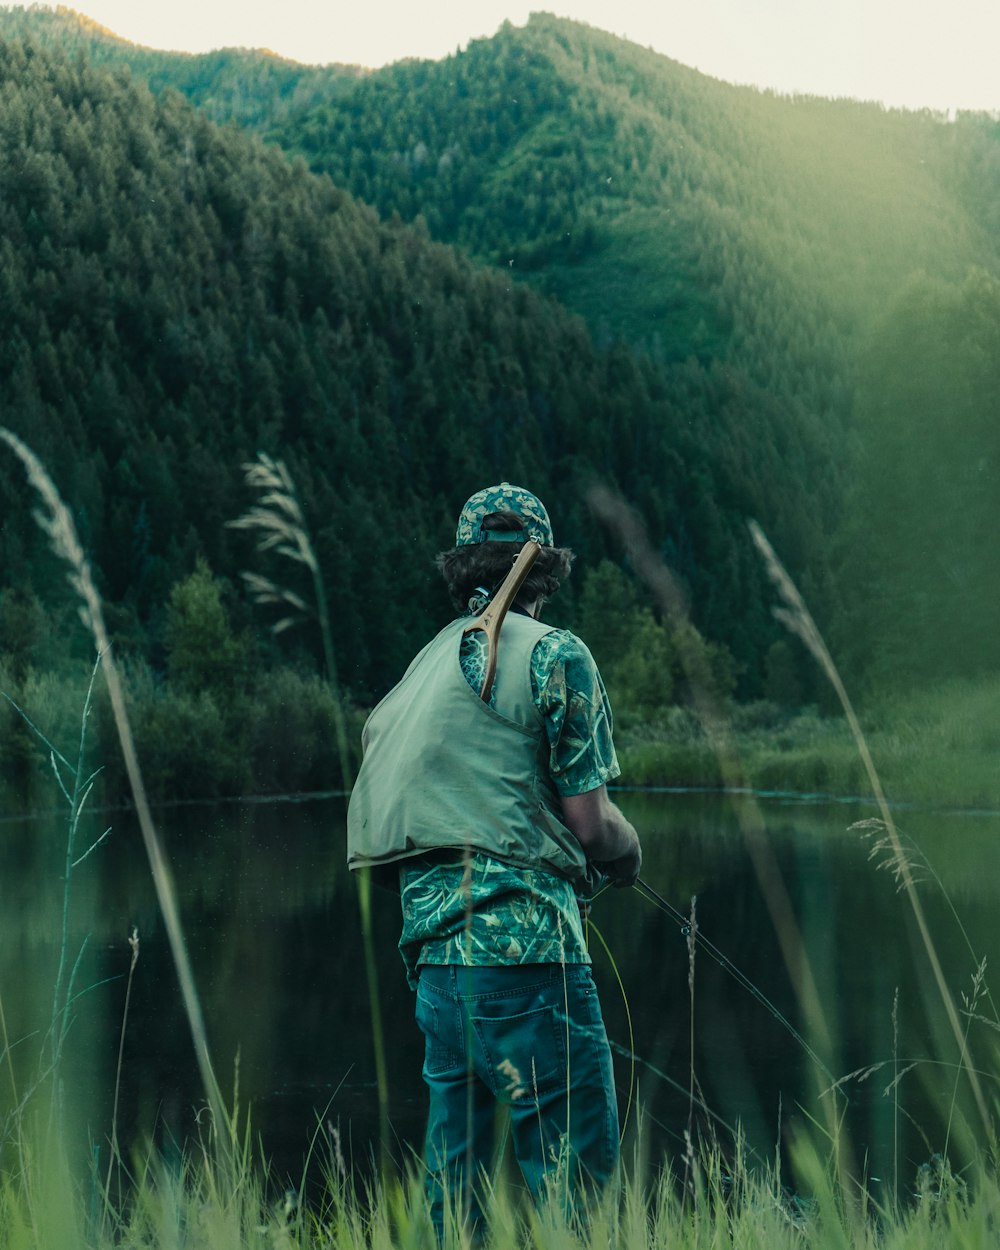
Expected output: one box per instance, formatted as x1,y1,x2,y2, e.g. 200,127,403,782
587,918,635,1146
633,876,835,1087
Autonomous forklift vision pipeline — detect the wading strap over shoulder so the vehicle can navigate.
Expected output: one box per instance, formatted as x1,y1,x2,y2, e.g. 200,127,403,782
461,540,541,702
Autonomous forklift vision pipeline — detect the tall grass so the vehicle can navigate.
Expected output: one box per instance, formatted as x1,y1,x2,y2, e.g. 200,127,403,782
589,488,847,1167
748,519,992,1145
229,452,390,1175
2,1122,999,1248
1,648,109,1144
228,452,352,798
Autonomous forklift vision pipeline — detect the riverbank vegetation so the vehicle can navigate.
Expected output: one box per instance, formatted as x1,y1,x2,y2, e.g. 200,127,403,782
1,545,995,814
3,632,996,813
614,676,1000,810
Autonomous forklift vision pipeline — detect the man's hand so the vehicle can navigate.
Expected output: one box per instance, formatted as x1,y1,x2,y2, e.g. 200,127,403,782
561,785,642,889
600,840,642,889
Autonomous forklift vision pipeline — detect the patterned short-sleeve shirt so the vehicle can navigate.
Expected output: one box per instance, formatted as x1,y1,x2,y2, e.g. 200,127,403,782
397,618,620,987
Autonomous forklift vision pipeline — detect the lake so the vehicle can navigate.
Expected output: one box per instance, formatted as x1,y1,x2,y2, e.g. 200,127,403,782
4,788,999,1197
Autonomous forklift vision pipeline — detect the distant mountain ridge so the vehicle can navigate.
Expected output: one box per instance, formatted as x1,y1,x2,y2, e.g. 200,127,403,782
0,5,367,127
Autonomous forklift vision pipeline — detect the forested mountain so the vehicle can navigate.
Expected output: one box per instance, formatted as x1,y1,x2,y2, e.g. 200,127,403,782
1,9,999,699
261,14,1000,694
269,15,998,356
0,35,837,711
265,15,1000,694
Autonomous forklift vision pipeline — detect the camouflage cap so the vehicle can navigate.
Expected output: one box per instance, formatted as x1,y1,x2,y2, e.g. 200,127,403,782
455,482,554,547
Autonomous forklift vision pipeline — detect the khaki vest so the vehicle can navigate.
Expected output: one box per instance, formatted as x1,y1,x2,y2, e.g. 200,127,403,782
347,614,594,890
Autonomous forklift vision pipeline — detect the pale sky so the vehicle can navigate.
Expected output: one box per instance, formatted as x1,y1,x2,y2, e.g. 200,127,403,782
14,1,1000,113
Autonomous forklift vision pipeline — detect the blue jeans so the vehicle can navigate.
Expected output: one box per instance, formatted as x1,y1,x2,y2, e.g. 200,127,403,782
415,963,620,1234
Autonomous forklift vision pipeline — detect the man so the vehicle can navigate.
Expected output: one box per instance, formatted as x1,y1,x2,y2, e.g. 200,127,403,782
347,482,641,1234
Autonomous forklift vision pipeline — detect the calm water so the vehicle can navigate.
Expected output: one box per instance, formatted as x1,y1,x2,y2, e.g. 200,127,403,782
4,790,999,1192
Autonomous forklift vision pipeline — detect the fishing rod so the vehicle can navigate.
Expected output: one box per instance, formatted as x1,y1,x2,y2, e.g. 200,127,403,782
632,875,836,1087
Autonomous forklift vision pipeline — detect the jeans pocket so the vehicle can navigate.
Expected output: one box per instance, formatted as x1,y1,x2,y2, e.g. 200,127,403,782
415,987,464,1075
472,1006,567,1103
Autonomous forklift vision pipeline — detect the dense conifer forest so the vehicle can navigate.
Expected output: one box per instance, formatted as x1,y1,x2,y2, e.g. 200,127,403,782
1,7,999,799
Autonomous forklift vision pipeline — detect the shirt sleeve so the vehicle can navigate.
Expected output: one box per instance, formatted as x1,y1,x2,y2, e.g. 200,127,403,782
530,629,621,797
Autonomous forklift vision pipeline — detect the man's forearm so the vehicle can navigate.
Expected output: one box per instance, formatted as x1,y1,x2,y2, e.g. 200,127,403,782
561,786,641,863
586,800,639,862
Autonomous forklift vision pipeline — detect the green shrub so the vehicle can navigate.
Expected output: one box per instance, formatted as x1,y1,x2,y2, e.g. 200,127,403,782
164,558,253,707
247,667,359,795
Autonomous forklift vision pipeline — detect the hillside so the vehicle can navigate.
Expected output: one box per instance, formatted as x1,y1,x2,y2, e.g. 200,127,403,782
261,12,1000,691
12,12,996,370
0,35,848,721
265,16,997,357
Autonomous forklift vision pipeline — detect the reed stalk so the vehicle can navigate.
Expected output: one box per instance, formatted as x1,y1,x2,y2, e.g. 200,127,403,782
228,452,352,796
683,895,698,1203
2,653,108,1124
748,518,993,1146
0,427,233,1171
356,867,392,1177
0,988,21,1157
588,488,846,1167
229,451,390,1173
892,987,900,1214
50,654,104,1102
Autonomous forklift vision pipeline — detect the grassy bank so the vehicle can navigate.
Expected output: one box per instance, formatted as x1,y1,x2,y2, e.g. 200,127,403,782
1,1126,998,1250
616,676,1000,810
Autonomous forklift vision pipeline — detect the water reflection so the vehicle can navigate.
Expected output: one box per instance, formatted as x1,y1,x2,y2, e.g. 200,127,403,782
4,790,999,1189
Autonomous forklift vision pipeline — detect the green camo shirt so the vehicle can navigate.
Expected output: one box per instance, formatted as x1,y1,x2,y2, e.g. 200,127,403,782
398,621,620,987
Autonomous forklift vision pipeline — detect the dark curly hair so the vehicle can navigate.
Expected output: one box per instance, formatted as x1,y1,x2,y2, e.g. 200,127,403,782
437,511,574,613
